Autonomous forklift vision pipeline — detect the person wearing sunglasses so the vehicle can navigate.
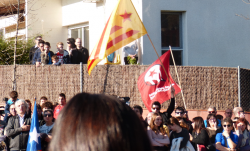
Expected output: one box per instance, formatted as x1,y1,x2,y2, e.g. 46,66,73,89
233,107,245,119
150,86,175,126
204,106,222,128
39,109,54,151
175,107,193,133
215,117,239,151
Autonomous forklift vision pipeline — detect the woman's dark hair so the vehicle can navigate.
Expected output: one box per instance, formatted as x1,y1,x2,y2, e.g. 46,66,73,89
192,116,205,133
41,101,53,110
67,38,76,48
167,117,181,127
206,113,218,127
133,105,143,115
49,93,152,151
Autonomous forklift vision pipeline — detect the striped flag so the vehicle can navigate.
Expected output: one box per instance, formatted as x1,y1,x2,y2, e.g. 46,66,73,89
87,0,147,75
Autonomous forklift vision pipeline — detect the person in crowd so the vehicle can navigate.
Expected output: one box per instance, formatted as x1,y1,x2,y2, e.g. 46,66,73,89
175,106,193,133
204,106,222,128
133,105,147,129
75,38,89,64
233,107,245,119
29,36,42,63
190,116,210,151
37,104,45,126
51,55,61,66
54,93,66,119
40,96,48,107
147,113,170,151
234,118,250,151
39,109,54,151
56,42,69,64
5,104,16,126
216,114,224,122
167,117,193,150
41,101,54,112
66,38,77,63
49,92,152,151
176,117,190,131
5,99,31,151
25,99,32,118
146,112,153,125
224,109,233,119
32,40,46,66
123,40,138,65
150,86,175,125
40,42,54,65
206,114,223,149
4,91,18,123
215,117,238,151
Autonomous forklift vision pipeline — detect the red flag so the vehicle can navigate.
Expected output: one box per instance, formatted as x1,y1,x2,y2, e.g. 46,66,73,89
137,50,181,111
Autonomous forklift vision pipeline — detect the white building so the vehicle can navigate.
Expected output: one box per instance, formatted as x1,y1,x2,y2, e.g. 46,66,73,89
1,0,250,68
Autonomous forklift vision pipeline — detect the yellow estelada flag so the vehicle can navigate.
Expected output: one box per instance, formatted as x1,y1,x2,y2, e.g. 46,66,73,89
87,0,147,75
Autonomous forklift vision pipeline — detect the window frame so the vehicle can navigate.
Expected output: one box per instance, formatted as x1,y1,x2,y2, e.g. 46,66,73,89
161,12,183,65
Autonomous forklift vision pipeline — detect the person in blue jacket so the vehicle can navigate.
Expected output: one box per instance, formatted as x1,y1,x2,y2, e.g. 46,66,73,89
4,91,19,123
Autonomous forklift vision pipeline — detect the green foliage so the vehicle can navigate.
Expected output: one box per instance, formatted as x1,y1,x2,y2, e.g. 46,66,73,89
0,36,34,65
127,56,138,65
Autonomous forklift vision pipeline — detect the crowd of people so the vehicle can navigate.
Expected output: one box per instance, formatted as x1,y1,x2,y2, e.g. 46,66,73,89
0,88,249,151
29,36,89,66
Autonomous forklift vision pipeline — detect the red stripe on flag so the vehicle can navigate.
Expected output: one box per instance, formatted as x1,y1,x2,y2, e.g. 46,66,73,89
110,26,123,35
94,16,111,58
106,30,139,50
88,59,96,71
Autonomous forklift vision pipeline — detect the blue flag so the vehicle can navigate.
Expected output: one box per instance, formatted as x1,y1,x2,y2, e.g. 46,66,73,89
26,101,42,151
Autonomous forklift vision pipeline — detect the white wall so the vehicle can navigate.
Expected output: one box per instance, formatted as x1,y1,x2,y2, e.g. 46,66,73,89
0,15,17,28
26,0,68,51
142,0,250,68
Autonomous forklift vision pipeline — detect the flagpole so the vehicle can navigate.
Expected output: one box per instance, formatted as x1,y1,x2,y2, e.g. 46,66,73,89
146,34,171,85
169,46,186,109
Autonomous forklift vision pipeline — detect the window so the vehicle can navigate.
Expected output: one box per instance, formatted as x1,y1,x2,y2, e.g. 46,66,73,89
68,25,89,51
161,12,182,65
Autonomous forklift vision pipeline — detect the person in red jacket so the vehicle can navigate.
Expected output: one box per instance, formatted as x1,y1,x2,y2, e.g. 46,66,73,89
54,93,66,119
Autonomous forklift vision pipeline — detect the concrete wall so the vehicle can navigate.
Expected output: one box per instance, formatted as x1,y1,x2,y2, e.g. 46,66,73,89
26,0,68,51
142,0,250,68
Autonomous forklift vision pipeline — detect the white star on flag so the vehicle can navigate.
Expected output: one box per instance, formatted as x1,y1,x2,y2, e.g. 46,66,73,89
29,127,40,144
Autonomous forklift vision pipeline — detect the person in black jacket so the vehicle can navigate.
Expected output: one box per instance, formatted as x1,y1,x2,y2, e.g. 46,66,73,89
190,116,210,151
5,99,31,150
150,86,175,125
29,36,42,64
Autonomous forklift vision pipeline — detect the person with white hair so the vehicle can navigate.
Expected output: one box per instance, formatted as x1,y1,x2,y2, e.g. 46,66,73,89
5,99,31,150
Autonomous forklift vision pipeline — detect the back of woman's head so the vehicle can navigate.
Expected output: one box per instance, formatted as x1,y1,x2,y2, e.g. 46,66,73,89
168,117,180,127
176,117,189,130
192,116,205,132
49,93,152,151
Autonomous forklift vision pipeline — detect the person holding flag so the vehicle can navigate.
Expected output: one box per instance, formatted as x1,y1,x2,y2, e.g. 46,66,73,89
5,99,31,151
138,50,182,124
26,101,42,151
